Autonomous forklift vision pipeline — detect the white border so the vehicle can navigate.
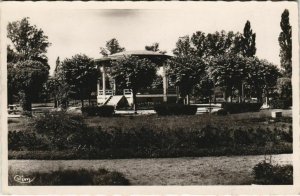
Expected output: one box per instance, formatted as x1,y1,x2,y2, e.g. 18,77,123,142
1,1,299,195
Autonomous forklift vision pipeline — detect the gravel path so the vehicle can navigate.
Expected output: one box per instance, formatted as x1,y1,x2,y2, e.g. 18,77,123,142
9,154,292,185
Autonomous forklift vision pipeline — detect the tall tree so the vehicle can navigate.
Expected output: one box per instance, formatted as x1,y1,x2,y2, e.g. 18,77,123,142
278,9,292,78
100,38,125,57
111,56,157,112
241,20,256,57
60,54,98,107
7,17,50,111
7,17,51,65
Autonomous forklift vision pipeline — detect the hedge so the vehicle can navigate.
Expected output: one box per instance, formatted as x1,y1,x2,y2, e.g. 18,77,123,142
81,105,114,117
154,103,197,115
269,99,292,109
252,161,293,185
221,102,262,114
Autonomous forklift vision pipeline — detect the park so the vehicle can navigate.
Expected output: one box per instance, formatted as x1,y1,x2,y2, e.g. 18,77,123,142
7,8,293,186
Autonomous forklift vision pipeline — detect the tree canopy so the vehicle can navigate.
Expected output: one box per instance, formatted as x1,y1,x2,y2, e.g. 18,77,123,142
111,56,157,111
7,17,51,65
7,17,50,111
100,38,125,57
241,20,256,57
60,54,98,107
279,9,292,78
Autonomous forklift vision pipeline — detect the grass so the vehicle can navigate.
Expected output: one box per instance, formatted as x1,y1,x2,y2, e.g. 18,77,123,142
8,154,292,185
8,167,130,185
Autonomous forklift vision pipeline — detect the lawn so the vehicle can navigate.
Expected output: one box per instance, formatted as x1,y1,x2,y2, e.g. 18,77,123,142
8,153,292,185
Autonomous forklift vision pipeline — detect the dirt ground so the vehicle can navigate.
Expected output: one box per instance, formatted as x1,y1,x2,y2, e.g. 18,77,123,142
9,154,291,185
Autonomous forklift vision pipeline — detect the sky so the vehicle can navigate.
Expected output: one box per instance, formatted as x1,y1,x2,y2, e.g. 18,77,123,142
3,3,296,75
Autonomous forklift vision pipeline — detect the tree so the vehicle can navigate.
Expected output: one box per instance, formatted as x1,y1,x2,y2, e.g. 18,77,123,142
279,9,292,78
168,55,206,104
145,42,160,52
241,20,256,57
10,60,49,111
111,56,157,112
7,18,50,111
100,38,125,57
211,54,248,102
145,42,167,54
7,17,51,65
60,54,98,107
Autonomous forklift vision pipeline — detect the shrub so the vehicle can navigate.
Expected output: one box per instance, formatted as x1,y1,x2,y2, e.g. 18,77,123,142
8,168,130,185
252,161,293,184
269,99,291,109
215,109,228,116
81,106,114,117
154,103,197,115
8,131,48,151
221,102,262,114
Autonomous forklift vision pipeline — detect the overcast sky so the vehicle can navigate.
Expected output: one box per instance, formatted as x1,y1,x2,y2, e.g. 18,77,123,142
3,3,296,75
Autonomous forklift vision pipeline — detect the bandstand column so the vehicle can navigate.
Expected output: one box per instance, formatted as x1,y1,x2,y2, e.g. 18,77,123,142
101,65,106,99
162,64,168,102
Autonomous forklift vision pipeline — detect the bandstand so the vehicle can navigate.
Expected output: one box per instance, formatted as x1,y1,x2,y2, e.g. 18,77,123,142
94,50,177,108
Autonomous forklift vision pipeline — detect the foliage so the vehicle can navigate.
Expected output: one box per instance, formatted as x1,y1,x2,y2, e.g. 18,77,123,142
8,168,130,185
145,42,160,52
221,102,263,114
9,60,49,111
269,99,291,109
111,56,157,111
210,54,248,100
278,9,292,78
8,112,292,159
276,77,292,100
81,106,115,117
7,17,51,65
100,38,125,56
241,20,256,57
7,18,50,110
60,54,97,106
154,103,198,115
252,161,293,185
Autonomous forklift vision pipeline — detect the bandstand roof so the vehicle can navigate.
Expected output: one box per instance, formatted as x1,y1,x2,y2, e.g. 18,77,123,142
94,50,172,65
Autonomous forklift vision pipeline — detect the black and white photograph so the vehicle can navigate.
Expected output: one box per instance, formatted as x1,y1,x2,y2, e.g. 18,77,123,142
1,1,299,194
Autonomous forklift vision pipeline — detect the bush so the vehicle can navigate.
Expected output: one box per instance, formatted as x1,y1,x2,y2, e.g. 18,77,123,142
215,109,228,116
81,106,114,117
221,102,262,114
8,168,130,185
269,99,291,109
253,161,293,184
154,103,197,115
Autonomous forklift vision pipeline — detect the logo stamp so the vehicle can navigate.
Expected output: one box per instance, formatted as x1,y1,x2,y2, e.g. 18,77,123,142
14,175,35,184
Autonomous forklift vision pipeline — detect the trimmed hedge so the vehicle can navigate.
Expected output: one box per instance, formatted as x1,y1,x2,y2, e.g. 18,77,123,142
154,103,197,115
269,99,291,109
252,161,293,185
81,105,114,117
221,102,262,114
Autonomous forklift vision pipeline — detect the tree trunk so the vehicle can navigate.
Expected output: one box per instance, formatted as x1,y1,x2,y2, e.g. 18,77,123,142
132,91,137,114
20,91,32,112
81,99,84,107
